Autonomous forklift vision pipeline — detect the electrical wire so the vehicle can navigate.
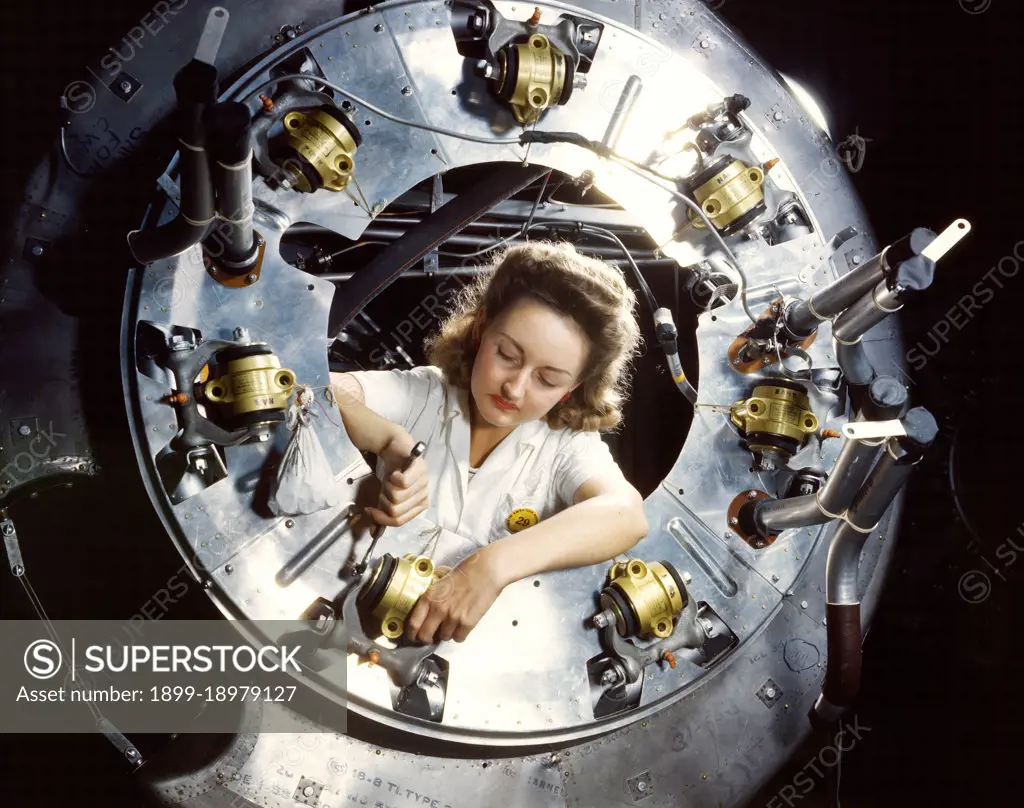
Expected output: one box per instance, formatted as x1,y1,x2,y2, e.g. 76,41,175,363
603,153,759,326
239,74,757,324
328,240,390,259
576,223,659,316
239,73,523,145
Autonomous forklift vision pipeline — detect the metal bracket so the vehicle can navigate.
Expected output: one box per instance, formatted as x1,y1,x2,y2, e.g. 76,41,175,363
2,515,25,576
842,419,906,441
96,718,144,766
921,218,971,262
109,71,142,103
423,174,443,276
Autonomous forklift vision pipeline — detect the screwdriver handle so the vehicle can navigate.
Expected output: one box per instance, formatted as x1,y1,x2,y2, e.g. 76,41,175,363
365,441,428,544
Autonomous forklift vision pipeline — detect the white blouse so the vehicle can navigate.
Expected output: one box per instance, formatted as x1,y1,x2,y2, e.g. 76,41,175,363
345,365,626,551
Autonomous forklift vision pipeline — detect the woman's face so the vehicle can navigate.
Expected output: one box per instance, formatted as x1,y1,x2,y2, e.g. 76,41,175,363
470,297,590,428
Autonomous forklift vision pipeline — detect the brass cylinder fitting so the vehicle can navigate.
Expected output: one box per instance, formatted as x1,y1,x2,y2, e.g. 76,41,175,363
730,381,819,460
495,34,572,124
277,105,362,193
202,346,295,429
687,156,766,235
599,559,687,639
359,553,445,640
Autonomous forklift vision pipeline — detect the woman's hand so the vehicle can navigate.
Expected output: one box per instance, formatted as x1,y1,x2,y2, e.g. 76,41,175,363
365,430,429,529
406,551,504,644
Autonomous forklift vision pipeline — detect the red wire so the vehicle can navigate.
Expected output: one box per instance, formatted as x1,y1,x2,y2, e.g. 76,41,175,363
315,396,342,428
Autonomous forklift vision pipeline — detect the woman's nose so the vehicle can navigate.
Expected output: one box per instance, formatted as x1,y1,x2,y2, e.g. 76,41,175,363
502,370,527,401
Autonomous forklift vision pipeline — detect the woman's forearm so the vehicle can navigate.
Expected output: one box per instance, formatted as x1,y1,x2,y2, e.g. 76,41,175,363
480,495,648,588
330,372,404,456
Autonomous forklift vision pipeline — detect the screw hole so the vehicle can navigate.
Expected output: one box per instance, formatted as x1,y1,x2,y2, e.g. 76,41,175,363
533,580,540,587
307,284,314,291
364,120,372,126
512,620,518,626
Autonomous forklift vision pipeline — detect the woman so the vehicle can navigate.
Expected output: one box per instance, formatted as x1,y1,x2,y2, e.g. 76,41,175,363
329,241,647,645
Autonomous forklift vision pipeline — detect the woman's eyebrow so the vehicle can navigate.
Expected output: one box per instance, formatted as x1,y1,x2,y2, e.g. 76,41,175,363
498,332,572,376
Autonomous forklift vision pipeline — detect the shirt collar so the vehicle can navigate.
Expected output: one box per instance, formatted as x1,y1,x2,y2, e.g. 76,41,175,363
445,379,545,451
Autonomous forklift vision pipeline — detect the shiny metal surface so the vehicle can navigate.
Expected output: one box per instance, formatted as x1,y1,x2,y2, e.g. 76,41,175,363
93,0,908,805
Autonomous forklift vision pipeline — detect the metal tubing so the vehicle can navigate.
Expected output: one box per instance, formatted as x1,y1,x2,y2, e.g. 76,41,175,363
825,446,915,605
127,60,218,264
204,101,256,269
210,154,255,264
786,250,889,336
276,507,353,587
754,494,830,534
816,436,887,516
785,227,935,337
602,75,642,151
835,339,876,386
813,407,937,723
832,280,902,344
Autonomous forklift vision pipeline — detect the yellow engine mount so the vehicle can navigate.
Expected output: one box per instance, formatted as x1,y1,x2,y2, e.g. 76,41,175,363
277,105,361,193
362,554,445,640
688,157,766,235
730,381,819,461
599,559,687,640
496,34,571,124
202,346,295,429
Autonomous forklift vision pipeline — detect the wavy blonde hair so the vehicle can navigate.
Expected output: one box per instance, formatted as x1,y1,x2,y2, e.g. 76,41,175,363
424,240,642,432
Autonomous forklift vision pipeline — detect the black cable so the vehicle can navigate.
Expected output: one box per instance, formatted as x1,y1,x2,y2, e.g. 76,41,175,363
576,223,659,317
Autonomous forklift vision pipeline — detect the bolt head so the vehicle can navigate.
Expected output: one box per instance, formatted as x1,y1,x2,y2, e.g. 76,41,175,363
774,110,784,121
13,564,24,576
285,519,295,528
18,425,31,437
771,574,780,583
285,29,297,40
765,687,776,698
245,273,257,284
225,565,234,574
763,357,771,365
401,86,412,96
30,244,44,256
374,23,383,32
729,516,738,525
682,572,692,584
747,490,758,499
852,254,862,265
637,781,648,792
800,600,809,609
120,80,132,92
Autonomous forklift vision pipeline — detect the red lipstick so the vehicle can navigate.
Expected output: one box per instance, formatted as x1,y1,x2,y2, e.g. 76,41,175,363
490,395,518,411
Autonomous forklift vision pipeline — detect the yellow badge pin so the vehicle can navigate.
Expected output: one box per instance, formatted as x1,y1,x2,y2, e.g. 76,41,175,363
505,507,539,533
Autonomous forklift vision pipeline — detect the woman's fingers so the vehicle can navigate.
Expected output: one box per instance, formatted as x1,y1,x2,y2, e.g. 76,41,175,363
383,473,428,506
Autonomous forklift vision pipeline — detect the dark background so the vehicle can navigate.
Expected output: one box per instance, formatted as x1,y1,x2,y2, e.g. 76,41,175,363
1,0,1021,805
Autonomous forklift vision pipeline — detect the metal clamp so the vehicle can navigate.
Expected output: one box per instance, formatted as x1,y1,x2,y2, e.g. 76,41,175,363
2,515,25,577
841,420,907,441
